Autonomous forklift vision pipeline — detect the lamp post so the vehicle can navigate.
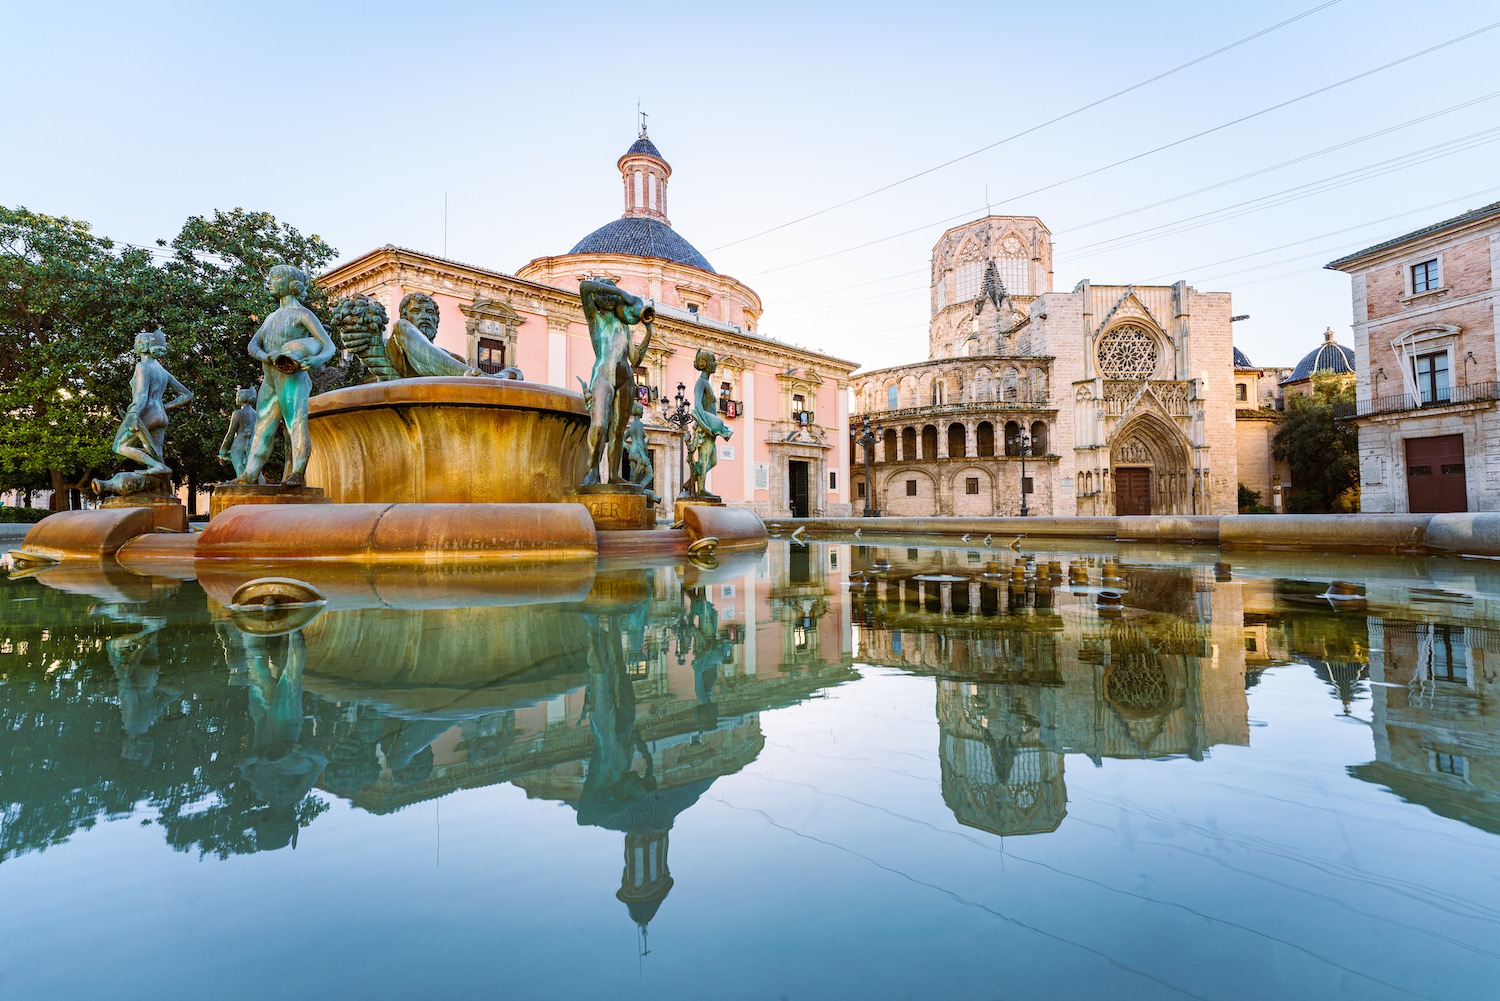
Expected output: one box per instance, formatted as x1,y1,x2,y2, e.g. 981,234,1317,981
660,382,691,498
855,414,880,517
1011,427,1032,517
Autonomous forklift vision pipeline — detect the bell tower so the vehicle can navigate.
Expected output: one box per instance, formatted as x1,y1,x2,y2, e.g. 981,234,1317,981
619,115,672,225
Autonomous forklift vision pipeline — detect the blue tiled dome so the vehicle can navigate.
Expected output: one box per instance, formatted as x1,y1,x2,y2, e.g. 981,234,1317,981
623,136,665,161
1287,328,1355,382
1233,346,1253,368
569,217,716,273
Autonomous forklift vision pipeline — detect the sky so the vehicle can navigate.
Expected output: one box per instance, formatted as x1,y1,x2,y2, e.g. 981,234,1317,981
5,0,1498,373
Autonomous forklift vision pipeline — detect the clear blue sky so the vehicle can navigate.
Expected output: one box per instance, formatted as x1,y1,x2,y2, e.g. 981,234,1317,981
5,0,1497,371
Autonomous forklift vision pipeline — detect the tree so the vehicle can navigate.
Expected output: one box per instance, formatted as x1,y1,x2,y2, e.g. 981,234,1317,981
0,207,160,505
1272,375,1360,513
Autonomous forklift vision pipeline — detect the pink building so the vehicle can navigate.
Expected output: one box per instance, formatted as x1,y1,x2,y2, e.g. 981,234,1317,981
320,130,857,517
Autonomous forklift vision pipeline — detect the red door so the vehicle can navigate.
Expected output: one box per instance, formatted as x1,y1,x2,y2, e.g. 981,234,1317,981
1116,468,1152,516
1405,435,1467,513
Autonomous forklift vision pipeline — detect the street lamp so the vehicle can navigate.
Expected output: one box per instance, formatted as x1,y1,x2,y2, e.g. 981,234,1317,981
855,414,880,517
1010,426,1033,517
660,381,692,497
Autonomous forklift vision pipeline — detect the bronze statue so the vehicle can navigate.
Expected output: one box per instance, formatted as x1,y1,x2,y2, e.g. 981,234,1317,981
217,386,258,479
329,291,478,381
93,328,193,497
579,278,653,486
236,264,337,487
684,349,731,498
624,400,659,505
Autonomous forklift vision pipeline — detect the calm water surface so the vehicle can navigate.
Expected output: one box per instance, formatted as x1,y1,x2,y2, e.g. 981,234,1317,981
2,542,1498,1000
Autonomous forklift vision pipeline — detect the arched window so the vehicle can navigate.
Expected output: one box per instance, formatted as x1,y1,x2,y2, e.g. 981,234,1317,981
921,425,938,459
977,422,995,457
887,384,899,409
882,428,897,462
1030,421,1048,455
901,427,917,460
1004,421,1022,456
947,423,966,458
1002,368,1019,401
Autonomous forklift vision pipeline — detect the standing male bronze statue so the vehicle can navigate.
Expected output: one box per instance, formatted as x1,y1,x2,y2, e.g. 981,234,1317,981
236,264,336,487
93,327,194,497
579,277,654,486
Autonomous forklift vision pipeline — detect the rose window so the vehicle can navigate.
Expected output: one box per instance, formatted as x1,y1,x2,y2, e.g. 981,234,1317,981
1097,325,1159,380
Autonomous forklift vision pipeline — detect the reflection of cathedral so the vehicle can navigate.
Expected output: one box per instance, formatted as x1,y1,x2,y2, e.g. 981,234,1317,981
850,548,1249,836
850,214,1237,517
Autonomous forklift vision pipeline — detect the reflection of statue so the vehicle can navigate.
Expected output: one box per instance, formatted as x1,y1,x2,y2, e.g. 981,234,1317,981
684,349,731,499
624,401,659,505
387,293,479,379
103,612,173,764
237,625,329,851
217,386,258,478
93,328,193,497
236,264,337,487
579,278,654,486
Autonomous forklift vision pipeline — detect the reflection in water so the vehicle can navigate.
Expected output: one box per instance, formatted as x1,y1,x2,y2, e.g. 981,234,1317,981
4,541,1500,984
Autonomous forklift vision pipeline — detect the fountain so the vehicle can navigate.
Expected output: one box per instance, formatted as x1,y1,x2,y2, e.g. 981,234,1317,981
9,269,765,572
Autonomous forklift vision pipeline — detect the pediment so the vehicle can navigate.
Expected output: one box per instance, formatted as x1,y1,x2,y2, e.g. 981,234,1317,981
1096,287,1163,336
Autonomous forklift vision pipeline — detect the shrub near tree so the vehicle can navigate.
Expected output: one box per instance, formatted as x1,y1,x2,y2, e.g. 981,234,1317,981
1272,375,1360,513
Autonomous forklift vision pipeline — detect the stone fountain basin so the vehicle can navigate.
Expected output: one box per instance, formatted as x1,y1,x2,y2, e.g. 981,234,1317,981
306,377,590,505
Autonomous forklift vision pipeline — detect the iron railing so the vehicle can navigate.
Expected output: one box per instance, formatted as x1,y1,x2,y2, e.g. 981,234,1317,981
1332,381,1500,420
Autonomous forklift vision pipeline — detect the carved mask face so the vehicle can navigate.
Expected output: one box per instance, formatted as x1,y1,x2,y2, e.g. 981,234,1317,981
401,296,440,338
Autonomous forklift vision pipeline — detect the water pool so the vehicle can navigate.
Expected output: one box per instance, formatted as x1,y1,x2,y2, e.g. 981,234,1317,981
1,542,1497,1000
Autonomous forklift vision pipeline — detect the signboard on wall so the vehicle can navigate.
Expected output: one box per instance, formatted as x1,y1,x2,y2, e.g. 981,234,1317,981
721,445,736,461
754,463,769,491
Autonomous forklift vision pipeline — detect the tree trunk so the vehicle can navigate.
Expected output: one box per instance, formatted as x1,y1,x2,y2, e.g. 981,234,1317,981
186,474,198,518
48,468,66,510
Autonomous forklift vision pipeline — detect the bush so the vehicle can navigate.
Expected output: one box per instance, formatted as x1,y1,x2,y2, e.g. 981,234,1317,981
1237,484,1273,514
0,506,52,524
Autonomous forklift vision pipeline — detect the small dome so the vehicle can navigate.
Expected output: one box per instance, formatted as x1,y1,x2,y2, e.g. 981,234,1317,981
569,217,715,273
1286,327,1355,383
623,135,665,162
1233,346,1253,368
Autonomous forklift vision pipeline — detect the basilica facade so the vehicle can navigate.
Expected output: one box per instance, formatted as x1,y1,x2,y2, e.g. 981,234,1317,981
850,215,1237,517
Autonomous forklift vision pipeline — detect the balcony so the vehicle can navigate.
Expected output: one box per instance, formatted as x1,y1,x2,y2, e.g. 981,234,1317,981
1332,381,1500,420
855,400,1055,424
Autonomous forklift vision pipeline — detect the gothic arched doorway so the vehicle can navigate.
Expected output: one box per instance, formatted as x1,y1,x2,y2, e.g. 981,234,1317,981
1109,413,1193,515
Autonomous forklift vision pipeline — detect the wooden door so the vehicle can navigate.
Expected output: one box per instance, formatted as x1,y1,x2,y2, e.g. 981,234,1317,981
789,460,810,518
1115,467,1152,516
1405,435,1466,513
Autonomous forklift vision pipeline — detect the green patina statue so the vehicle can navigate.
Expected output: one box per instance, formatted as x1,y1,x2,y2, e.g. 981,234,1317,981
579,278,654,486
218,386,259,479
624,400,659,505
328,291,477,381
684,348,731,499
236,264,337,487
92,327,194,497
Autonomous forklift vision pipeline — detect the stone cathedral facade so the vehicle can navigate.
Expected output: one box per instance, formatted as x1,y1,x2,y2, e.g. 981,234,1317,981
850,215,1237,517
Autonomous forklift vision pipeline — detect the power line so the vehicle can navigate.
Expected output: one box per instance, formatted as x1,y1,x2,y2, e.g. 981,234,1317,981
714,0,1346,251
748,20,1500,277
1058,126,1500,261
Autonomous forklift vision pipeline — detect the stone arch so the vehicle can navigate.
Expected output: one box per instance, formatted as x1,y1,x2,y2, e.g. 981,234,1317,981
947,422,967,458
884,468,938,516
898,375,918,406
1030,420,1049,456
1028,367,1048,402
882,427,897,461
1003,420,1022,456
1002,367,1020,401
1109,410,1193,515
951,466,996,516
976,421,996,457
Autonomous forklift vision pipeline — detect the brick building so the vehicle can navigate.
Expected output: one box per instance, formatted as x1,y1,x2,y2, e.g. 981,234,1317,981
1326,201,1500,513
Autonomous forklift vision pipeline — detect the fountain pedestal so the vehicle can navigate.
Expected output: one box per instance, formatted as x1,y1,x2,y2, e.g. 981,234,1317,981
210,484,329,520
101,495,188,533
576,484,653,531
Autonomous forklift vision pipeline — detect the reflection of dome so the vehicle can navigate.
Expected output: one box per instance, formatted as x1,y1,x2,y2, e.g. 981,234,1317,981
1286,327,1354,382
569,217,716,273
1233,346,1253,368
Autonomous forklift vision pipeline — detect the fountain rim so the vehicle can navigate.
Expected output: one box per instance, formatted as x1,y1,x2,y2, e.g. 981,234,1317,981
309,376,587,419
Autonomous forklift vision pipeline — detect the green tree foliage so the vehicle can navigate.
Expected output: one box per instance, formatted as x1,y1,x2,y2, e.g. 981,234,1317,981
1272,376,1360,513
1,206,357,507
0,207,159,503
